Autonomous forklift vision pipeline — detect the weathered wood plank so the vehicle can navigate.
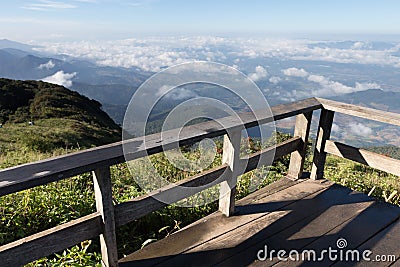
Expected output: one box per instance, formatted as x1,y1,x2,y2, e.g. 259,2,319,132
273,201,400,266
310,108,334,180
214,184,371,267
249,194,375,267
219,128,242,217
287,112,313,180
325,140,400,177
0,213,102,266
349,219,400,266
118,179,330,266
0,98,321,197
243,137,302,173
178,177,305,232
93,167,118,267
317,97,400,127
115,165,228,227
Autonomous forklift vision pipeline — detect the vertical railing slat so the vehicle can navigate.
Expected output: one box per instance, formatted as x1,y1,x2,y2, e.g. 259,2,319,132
311,108,335,180
219,128,242,217
287,111,313,180
93,167,119,267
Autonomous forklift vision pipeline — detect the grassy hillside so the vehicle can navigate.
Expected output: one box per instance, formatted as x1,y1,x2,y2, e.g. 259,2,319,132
0,78,121,167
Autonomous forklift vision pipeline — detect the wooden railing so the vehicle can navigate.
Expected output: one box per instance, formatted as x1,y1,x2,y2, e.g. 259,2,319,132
312,98,400,179
0,97,399,266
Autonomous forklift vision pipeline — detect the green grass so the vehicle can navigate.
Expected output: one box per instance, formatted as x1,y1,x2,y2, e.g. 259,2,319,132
0,118,119,163
324,155,399,205
0,132,399,266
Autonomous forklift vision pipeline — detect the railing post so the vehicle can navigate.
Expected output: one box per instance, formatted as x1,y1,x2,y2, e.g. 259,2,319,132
219,128,242,217
93,167,119,267
311,108,335,180
287,111,313,180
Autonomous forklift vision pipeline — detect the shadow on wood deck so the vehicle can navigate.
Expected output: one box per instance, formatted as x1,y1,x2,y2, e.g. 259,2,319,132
119,177,400,267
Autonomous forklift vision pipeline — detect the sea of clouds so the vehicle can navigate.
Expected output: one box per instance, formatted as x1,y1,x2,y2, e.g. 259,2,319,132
33,36,400,72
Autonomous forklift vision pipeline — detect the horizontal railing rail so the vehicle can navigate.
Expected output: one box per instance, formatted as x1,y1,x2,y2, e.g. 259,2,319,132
0,97,399,267
324,140,400,177
313,98,400,179
0,97,321,197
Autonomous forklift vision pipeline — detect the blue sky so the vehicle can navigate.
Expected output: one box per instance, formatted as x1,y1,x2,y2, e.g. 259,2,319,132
1,0,400,41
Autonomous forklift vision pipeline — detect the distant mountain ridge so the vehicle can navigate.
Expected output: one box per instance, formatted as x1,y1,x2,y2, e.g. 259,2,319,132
0,39,37,51
0,45,151,124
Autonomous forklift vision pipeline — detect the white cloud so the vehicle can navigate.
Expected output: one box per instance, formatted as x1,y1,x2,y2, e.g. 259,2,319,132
23,0,77,11
38,60,55,70
156,85,197,100
352,42,365,49
283,67,309,77
349,123,373,137
248,66,268,82
307,74,381,95
34,37,232,72
41,71,76,87
269,76,281,84
281,67,382,97
33,37,400,73
167,88,197,100
354,82,381,91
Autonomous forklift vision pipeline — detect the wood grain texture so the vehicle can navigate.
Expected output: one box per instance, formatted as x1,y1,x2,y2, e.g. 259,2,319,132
325,140,400,177
0,213,102,266
219,128,242,217
0,98,321,197
287,112,313,180
310,108,335,180
119,179,331,266
317,97,400,127
273,201,400,267
184,187,373,267
352,219,400,266
93,167,118,267
119,180,400,267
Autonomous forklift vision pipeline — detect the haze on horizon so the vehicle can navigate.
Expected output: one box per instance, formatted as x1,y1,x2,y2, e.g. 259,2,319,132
1,0,400,42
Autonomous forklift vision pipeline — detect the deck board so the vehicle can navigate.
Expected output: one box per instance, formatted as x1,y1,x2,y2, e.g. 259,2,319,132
221,191,375,267
265,201,399,267
162,187,373,267
350,219,400,267
119,178,400,267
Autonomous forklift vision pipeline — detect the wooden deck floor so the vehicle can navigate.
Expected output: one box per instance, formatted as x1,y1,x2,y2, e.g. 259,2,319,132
119,178,400,266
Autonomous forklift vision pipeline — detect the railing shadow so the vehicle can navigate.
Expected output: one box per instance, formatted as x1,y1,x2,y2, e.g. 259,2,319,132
119,182,400,266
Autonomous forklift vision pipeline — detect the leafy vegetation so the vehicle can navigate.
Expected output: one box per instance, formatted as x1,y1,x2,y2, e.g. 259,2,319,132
0,79,399,266
325,156,399,205
1,131,400,266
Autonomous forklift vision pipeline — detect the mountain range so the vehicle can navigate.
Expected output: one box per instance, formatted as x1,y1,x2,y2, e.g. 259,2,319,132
1,39,399,147
0,39,152,123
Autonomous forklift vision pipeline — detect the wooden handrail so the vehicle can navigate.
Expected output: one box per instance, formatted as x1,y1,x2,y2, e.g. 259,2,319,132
0,97,321,197
325,140,400,177
1,97,399,266
317,97,400,127
0,213,103,266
